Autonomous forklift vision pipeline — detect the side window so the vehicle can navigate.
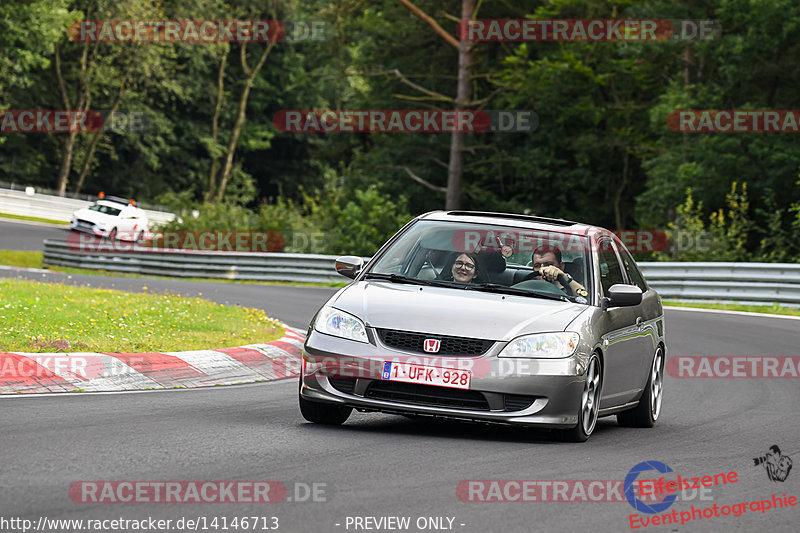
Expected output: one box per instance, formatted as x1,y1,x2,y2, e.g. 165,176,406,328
597,242,625,295
620,248,647,290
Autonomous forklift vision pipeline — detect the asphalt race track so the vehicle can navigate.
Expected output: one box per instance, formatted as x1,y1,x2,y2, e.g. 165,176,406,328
1,222,798,533
0,219,69,250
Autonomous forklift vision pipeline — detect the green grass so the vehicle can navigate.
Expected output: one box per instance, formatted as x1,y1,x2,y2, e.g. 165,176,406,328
0,278,283,353
0,250,42,268
663,300,800,317
0,212,69,225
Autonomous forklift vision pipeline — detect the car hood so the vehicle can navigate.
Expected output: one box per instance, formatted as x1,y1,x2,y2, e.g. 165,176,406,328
73,207,116,224
330,280,589,341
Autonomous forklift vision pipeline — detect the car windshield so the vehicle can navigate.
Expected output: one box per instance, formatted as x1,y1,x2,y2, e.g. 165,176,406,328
88,204,121,216
366,220,592,304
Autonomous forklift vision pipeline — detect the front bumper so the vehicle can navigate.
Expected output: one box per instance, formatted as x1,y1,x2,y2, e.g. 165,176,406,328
299,329,590,429
69,218,109,236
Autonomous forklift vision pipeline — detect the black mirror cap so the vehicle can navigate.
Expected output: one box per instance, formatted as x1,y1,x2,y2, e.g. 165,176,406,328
335,255,364,279
602,284,643,310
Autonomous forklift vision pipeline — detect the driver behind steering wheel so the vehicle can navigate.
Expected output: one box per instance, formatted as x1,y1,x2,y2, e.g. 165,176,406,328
526,246,588,299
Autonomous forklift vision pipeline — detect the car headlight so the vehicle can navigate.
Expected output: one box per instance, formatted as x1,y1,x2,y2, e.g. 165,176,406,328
498,332,580,358
313,306,368,343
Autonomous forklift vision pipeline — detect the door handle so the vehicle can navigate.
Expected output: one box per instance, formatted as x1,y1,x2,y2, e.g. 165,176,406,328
636,316,643,330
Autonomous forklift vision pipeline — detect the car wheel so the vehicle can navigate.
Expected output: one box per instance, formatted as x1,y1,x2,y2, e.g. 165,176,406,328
108,227,118,241
618,345,664,428
299,395,352,425
562,353,602,442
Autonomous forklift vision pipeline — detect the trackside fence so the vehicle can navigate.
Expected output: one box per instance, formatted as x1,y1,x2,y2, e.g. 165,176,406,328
0,186,175,225
638,262,800,306
42,239,353,284
40,240,800,303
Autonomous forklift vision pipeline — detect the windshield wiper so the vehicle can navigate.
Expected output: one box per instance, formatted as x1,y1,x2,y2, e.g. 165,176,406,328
468,282,571,302
364,273,455,288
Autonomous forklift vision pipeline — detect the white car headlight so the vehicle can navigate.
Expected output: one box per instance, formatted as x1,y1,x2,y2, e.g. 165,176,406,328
313,306,368,343
499,332,580,358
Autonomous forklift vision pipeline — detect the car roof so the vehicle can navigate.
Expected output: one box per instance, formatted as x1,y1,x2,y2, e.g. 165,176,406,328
96,199,141,211
418,210,599,236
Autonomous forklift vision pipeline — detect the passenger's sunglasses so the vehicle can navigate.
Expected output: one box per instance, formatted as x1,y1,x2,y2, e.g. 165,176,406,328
454,261,476,270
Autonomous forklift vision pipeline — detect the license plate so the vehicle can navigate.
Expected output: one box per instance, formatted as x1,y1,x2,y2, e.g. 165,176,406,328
381,362,472,390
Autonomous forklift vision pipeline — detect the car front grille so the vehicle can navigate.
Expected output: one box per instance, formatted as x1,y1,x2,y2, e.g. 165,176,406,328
376,329,494,356
365,381,490,411
503,394,537,411
329,378,538,413
328,377,357,395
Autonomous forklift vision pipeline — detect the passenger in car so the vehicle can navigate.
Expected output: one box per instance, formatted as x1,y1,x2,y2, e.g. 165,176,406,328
527,246,588,297
442,252,481,283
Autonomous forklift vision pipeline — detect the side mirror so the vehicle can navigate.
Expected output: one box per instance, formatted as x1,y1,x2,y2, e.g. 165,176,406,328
335,256,364,279
601,284,642,310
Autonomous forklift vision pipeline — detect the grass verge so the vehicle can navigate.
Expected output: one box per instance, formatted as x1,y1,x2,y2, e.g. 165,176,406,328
0,250,42,268
0,213,69,225
0,277,283,353
663,300,800,317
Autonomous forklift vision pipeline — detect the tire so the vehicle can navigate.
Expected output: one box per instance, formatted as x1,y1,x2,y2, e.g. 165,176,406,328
299,395,352,425
562,354,602,442
618,345,664,428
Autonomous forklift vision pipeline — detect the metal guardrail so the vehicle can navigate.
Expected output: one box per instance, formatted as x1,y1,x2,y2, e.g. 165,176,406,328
0,187,175,225
42,239,355,284
40,241,800,302
0,181,173,212
639,262,800,305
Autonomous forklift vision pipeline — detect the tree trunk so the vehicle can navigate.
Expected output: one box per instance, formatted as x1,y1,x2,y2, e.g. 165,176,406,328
54,41,90,196
215,42,275,202
207,47,229,201
57,132,78,197
613,151,630,230
445,0,474,210
73,72,128,194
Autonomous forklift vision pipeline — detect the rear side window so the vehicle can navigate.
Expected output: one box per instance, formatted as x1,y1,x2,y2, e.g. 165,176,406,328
597,242,625,295
620,248,647,290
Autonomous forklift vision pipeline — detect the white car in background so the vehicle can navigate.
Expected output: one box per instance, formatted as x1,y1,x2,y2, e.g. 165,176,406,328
69,196,149,241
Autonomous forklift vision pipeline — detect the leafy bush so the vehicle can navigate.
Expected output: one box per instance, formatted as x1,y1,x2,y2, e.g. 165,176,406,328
153,182,410,256
652,181,799,262
307,185,412,256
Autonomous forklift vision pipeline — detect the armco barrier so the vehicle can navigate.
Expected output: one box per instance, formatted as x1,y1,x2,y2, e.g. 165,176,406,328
40,240,800,303
639,262,800,306
42,239,357,284
0,187,175,225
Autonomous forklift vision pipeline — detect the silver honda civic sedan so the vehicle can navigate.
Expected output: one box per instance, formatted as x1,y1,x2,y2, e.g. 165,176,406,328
299,211,666,441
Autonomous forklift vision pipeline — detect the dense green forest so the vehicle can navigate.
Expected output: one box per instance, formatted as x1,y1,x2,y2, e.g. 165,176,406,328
1,0,799,258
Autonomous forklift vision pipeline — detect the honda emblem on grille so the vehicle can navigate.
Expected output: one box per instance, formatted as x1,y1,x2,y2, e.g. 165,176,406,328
423,338,441,353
